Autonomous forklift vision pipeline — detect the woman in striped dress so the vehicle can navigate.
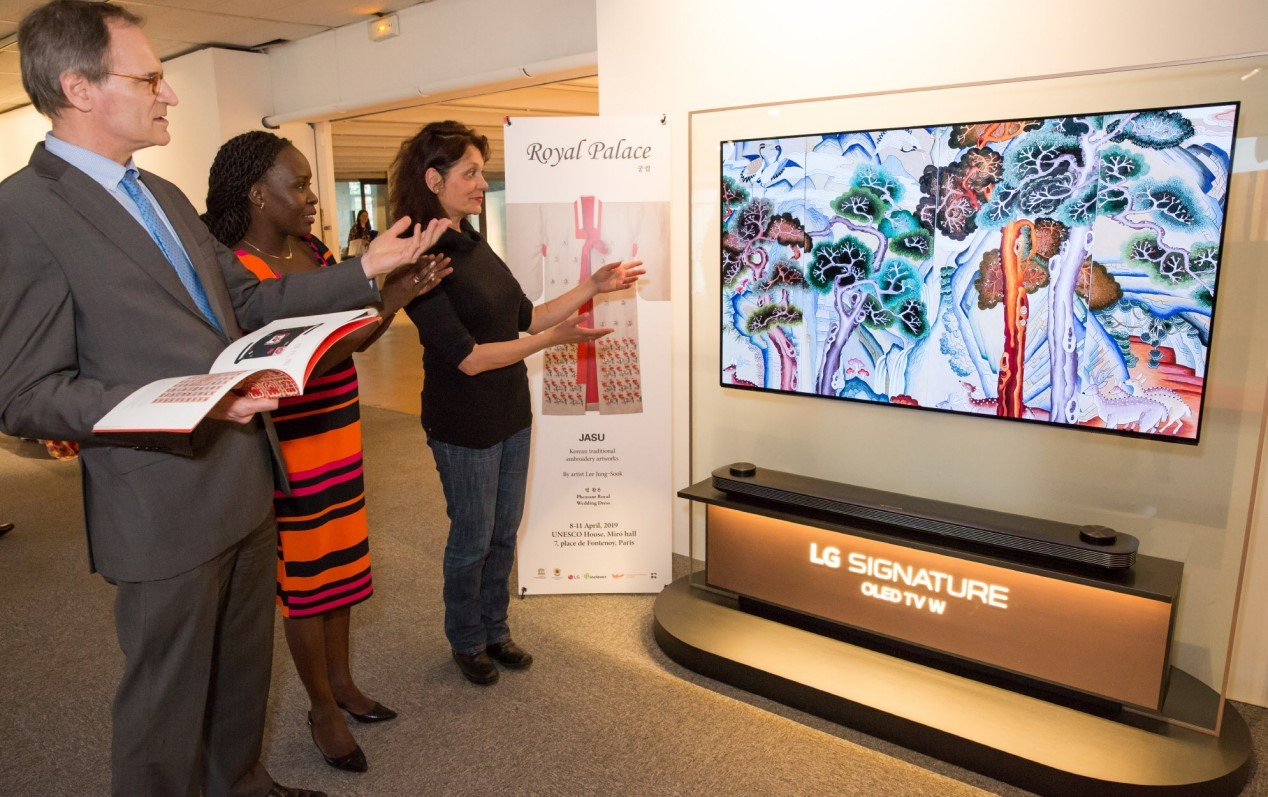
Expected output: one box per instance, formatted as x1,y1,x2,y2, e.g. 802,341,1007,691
203,131,448,773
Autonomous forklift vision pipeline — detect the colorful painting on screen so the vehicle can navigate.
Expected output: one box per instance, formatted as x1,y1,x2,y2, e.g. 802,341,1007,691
720,103,1238,443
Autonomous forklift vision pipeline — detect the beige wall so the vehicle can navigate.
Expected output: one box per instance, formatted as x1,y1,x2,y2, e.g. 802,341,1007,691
0,47,305,214
0,104,50,178
594,0,1268,705
2,50,328,248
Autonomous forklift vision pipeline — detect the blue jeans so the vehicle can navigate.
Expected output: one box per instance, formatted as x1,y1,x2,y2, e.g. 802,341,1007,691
428,427,531,655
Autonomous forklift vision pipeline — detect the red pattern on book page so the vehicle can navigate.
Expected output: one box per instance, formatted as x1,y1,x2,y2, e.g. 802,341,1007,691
242,371,300,399
153,372,251,404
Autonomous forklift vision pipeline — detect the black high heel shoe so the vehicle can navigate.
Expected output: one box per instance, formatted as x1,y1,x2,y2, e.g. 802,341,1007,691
307,714,368,773
338,701,398,723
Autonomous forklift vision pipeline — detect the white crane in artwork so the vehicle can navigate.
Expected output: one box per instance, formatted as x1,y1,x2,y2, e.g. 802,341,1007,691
740,143,769,183
757,143,805,191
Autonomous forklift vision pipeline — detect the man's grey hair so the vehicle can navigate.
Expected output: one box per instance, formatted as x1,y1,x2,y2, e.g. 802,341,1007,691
19,0,144,117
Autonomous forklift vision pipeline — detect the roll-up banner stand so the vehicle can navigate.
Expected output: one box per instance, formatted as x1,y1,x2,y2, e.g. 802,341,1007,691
506,116,672,594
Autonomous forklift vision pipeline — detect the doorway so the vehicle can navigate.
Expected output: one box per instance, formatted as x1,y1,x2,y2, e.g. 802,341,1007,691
335,179,388,259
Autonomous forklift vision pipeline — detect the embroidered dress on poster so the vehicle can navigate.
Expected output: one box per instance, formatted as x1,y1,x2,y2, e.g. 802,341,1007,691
506,197,669,416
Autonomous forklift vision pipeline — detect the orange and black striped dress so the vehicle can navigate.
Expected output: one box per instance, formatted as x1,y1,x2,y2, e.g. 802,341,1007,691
236,236,374,618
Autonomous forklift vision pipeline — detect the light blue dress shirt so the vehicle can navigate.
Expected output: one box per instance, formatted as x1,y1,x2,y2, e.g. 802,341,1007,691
44,133,196,266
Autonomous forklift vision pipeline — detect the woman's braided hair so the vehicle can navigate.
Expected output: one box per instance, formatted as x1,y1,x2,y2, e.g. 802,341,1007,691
202,131,292,247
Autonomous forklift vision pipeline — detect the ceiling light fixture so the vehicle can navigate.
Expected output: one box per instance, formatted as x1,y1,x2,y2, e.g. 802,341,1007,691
368,13,400,42
1241,67,1260,81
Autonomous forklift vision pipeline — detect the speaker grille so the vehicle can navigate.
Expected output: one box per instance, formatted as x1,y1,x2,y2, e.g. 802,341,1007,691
713,476,1136,569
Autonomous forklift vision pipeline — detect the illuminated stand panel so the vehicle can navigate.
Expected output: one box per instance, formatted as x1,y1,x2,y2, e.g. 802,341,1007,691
657,474,1252,795
707,505,1177,709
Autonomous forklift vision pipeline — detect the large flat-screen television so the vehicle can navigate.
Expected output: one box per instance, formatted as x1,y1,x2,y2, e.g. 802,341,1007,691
720,102,1239,444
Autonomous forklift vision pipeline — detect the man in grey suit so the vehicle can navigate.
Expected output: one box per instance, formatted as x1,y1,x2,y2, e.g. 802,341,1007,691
0,2,446,795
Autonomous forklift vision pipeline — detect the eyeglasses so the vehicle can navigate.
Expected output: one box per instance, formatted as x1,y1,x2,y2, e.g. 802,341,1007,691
105,71,164,94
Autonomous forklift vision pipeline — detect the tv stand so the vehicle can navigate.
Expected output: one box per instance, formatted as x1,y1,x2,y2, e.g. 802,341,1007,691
658,465,1247,794
679,466,1181,709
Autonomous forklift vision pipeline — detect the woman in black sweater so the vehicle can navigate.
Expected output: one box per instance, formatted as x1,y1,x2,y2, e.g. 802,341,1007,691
394,120,642,684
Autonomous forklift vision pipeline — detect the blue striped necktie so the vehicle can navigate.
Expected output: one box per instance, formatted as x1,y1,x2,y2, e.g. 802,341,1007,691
119,170,221,330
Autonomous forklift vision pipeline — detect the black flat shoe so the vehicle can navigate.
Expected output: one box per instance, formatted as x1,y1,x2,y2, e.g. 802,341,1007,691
452,649,499,684
487,639,533,669
307,714,368,773
338,700,398,723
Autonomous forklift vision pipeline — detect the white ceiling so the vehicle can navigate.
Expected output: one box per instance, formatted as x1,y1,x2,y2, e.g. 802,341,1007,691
0,0,599,179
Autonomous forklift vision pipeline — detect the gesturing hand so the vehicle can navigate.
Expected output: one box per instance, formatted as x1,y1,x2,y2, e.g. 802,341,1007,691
359,216,451,278
550,313,614,346
590,259,645,295
380,253,453,315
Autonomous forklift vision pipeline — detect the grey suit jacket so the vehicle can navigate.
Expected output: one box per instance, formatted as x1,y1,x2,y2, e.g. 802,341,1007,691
0,143,379,582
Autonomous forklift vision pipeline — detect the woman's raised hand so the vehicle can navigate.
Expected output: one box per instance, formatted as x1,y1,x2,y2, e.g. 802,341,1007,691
380,253,453,315
549,313,614,346
589,259,645,295
359,216,451,278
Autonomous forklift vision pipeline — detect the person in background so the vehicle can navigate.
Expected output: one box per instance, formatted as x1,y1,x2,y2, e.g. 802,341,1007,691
0,3,446,795
203,130,450,774
347,209,376,257
391,120,643,685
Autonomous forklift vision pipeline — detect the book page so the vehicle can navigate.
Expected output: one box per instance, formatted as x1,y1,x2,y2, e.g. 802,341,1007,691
210,309,376,386
92,369,288,434
93,309,378,436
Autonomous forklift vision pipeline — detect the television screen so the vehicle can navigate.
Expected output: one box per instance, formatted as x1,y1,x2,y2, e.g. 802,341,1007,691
720,102,1239,443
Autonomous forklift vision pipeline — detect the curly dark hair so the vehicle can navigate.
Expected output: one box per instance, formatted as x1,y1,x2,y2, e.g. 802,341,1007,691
390,120,489,227
201,131,292,247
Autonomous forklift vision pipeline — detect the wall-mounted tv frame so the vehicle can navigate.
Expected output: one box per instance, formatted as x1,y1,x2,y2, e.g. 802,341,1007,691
719,102,1239,444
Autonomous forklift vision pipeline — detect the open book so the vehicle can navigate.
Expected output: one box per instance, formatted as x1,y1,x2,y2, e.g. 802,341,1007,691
93,309,380,434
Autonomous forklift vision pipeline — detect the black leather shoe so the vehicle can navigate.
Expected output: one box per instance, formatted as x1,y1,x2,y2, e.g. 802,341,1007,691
452,649,499,684
0,521,13,538
267,784,328,797
339,700,398,723
487,639,533,669
308,714,368,773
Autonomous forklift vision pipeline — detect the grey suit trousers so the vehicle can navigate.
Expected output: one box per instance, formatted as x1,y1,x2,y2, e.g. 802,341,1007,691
110,513,277,797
